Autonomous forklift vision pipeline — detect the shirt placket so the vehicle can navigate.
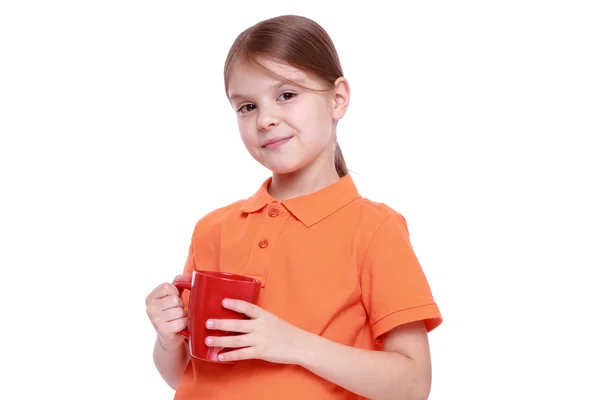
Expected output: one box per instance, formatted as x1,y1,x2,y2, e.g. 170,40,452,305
243,203,289,287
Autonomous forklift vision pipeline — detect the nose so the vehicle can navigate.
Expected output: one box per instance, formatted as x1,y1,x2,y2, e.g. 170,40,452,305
256,105,280,131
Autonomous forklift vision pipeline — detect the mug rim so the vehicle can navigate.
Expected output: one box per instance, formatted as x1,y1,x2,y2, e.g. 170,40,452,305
194,270,261,284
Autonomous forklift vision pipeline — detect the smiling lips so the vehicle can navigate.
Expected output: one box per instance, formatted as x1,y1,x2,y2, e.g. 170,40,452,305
262,136,292,150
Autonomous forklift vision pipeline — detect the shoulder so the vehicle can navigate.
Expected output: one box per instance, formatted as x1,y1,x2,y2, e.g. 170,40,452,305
350,196,410,236
336,195,413,263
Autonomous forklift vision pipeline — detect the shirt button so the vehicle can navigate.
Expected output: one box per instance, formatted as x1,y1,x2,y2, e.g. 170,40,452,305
258,239,268,248
268,208,277,217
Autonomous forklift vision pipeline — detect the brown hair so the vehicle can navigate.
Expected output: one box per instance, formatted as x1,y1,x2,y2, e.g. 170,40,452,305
223,15,349,177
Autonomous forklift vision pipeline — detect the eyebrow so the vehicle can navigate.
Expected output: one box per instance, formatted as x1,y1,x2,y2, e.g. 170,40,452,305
229,78,306,101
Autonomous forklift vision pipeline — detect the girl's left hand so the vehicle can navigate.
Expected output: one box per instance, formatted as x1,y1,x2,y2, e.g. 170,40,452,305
205,299,312,364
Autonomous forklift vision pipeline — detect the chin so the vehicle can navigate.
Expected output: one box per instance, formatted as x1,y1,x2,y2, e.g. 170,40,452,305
266,166,302,175
262,161,306,175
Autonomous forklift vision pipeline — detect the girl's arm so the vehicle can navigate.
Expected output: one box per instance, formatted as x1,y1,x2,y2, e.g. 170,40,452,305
298,321,431,400
206,300,433,400
153,337,190,390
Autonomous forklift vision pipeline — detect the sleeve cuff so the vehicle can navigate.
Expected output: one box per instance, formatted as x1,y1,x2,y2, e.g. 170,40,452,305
371,303,443,339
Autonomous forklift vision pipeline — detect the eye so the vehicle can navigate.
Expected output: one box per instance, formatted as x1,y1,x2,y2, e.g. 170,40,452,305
238,104,256,113
278,92,296,101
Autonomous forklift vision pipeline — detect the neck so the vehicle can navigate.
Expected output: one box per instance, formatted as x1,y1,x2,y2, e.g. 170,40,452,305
269,159,340,201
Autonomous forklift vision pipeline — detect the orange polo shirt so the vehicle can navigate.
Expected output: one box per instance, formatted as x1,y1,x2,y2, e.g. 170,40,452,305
174,175,442,400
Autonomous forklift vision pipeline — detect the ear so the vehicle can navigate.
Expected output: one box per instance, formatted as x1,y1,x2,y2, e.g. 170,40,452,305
331,77,350,121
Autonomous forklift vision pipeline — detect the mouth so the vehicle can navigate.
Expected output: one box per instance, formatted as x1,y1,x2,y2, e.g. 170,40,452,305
262,136,292,149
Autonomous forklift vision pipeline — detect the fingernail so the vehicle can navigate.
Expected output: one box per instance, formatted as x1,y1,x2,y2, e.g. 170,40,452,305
222,299,230,307
206,320,214,328
205,337,213,345
218,354,225,361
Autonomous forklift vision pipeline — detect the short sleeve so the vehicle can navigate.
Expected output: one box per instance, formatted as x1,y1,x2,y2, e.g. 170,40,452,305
360,212,442,340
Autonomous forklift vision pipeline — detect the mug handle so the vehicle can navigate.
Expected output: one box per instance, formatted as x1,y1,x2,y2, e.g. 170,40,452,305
173,274,192,339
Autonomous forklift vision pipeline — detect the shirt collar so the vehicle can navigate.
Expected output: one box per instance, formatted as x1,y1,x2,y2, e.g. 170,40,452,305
240,175,361,227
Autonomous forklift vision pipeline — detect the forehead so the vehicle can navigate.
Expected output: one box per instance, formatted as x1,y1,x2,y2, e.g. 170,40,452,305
227,58,314,98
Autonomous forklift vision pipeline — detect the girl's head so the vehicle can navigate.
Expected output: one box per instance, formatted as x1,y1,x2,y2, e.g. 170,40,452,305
224,15,350,178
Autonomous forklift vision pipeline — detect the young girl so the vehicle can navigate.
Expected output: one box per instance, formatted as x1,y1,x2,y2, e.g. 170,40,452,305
146,15,442,400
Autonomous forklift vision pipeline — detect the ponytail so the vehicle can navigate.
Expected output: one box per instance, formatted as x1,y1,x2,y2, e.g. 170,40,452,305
334,141,349,177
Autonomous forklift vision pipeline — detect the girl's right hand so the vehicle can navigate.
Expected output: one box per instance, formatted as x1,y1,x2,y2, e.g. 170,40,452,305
146,276,188,350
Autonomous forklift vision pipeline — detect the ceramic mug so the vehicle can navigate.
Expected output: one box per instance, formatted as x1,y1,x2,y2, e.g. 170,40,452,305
174,270,261,363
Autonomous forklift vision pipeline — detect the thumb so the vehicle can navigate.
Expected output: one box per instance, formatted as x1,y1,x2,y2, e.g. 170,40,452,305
172,273,191,284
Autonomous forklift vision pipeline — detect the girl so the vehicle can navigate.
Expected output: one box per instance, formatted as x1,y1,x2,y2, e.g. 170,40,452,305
146,15,442,400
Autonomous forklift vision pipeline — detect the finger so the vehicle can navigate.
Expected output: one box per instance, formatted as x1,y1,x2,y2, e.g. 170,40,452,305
165,317,187,334
206,318,253,333
147,282,179,304
217,347,255,362
155,295,184,311
158,318,188,341
163,306,186,322
206,333,254,349
172,274,191,284
222,299,262,319
151,310,187,335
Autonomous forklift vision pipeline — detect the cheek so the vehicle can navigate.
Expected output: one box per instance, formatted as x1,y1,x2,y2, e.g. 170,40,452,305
291,103,326,133
310,96,332,122
237,119,254,144
304,104,333,142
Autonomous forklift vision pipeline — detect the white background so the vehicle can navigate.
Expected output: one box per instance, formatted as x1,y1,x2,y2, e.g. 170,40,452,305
1,1,599,399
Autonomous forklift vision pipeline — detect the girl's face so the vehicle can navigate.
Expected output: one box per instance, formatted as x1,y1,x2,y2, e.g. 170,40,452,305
227,58,347,176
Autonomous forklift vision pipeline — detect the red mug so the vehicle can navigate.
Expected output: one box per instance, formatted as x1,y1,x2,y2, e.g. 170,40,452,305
174,270,261,363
